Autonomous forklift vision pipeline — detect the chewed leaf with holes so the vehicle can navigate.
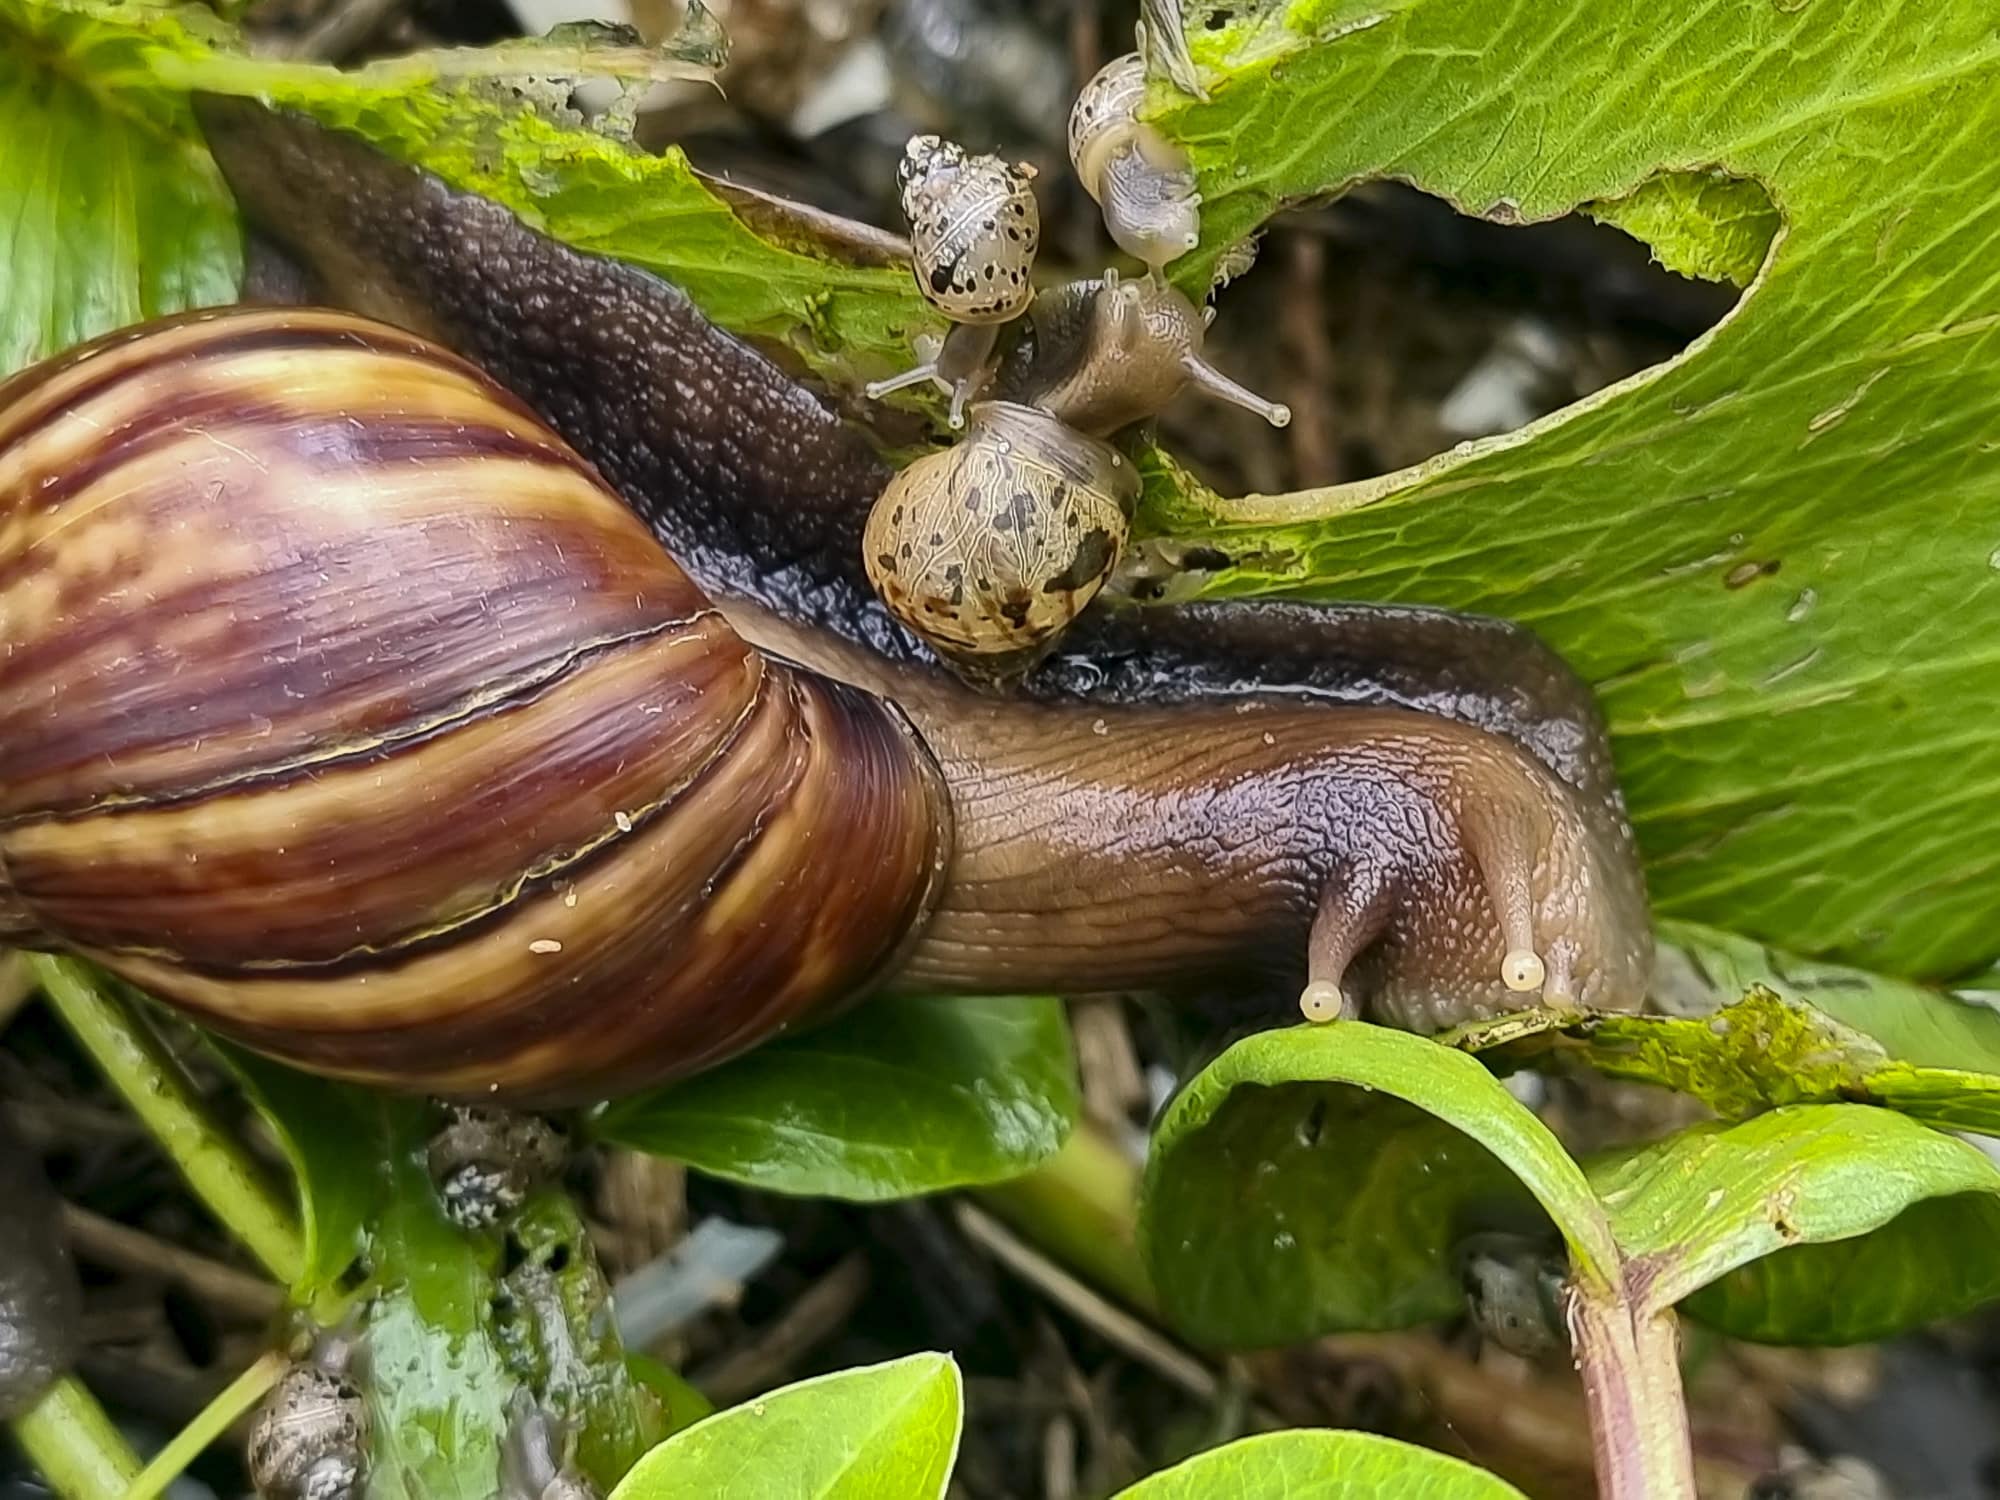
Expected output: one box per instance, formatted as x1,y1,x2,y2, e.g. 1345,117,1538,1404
1140,0,2000,985
1456,986,2000,1133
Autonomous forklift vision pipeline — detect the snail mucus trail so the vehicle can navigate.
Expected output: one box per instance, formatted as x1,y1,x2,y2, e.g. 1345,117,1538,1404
0,103,1655,1109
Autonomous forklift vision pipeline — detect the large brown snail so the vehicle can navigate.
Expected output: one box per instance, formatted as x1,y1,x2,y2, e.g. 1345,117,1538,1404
0,102,1656,1110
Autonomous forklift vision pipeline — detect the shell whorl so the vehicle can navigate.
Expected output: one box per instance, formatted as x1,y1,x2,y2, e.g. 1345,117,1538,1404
0,308,950,1106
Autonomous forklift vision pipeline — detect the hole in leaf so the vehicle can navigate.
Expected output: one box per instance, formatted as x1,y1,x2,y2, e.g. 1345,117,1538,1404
1162,172,1774,496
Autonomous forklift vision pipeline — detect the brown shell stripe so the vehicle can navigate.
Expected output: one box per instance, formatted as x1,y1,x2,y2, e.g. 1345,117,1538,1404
1,309,950,1105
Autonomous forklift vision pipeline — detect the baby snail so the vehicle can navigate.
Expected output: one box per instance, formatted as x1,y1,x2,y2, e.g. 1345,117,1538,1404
866,134,1041,427
426,1106,568,1231
248,1333,369,1500
1070,52,1202,278
865,269,1290,692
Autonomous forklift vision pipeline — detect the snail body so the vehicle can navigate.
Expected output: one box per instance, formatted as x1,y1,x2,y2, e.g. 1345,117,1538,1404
0,306,1648,1104
1069,53,1202,276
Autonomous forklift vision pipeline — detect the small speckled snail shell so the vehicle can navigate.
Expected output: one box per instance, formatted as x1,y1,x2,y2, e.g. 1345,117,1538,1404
248,1337,368,1500
426,1107,568,1230
897,135,1040,324
864,401,1140,692
868,136,1043,426
1069,53,1202,276
866,272,1287,686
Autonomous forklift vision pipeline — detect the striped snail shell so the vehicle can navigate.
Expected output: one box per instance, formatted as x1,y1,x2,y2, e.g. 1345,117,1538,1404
1068,53,1202,275
0,309,950,1107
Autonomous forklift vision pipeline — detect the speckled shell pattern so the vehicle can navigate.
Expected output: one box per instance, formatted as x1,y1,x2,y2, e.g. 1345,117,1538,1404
862,402,1138,680
898,136,1041,324
0,309,950,1106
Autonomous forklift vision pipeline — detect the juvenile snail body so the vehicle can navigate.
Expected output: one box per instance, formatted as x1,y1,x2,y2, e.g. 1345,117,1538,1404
1069,53,1202,276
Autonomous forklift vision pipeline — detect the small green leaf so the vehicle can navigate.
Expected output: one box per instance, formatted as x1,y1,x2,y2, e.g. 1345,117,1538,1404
608,1353,963,1500
1589,1105,2000,1341
0,0,240,376
1466,988,2000,1137
1140,1023,1613,1347
211,1045,377,1297
597,996,1079,1200
1583,170,1779,287
1658,921,2000,1074
364,1131,666,1497
1112,1429,1528,1499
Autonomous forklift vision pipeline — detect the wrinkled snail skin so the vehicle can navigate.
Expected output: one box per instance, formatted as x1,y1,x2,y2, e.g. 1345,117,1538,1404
0,1111,82,1419
183,108,1654,1038
0,311,949,1106
195,102,1620,815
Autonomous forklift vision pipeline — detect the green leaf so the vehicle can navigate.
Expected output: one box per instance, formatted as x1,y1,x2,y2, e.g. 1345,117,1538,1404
1139,1022,1613,1348
608,1353,963,1500
362,1121,667,1498
1113,1429,1527,1499
1589,1105,2000,1343
597,996,1079,1200
1583,170,1779,287
1142,0,2000,984
1658,921,2000,1074
211,1044,377,1298
0,0,239,375
1469,988,2000,1136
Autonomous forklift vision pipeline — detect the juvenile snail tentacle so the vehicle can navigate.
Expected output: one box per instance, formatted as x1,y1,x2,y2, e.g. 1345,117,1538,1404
1069,53,1203,277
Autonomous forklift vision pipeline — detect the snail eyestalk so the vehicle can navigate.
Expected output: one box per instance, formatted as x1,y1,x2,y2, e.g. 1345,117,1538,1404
1181,353,1292,427
1299,980,1347,1024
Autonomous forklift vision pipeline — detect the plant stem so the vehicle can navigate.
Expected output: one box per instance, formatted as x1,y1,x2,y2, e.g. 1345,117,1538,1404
8,1377,144,1500
1567,1288,1697,1500
974,1123,1155,1315
31,955,305,1286
125,1350,288,1500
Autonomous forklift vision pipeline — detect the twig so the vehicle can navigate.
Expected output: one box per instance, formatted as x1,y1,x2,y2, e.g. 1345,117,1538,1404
276,0,404,61
60,1204,285,1325
953,1202,1217,1404
691,1251,872,1405
0,948,32,1032
1280,233,1342,485
125,1350,288,1500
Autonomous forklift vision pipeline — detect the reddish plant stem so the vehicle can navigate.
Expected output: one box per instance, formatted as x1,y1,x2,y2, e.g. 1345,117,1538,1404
1567,1286,1697,1500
